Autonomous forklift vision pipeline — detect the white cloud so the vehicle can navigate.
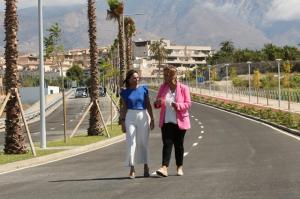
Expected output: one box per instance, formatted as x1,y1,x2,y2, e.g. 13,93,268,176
202,2,235,14
266,0,300,21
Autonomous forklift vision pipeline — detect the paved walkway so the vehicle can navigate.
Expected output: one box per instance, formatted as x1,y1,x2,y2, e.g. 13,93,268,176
189,86,300,113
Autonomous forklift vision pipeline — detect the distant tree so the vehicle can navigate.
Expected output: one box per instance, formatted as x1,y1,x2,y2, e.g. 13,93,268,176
44,23,64,59
252,69,261,103
262,43,281,61
211,66,218,81
66,65,84,82
220,40,235,54
282,45,299,61
107,0,125,89
282,61,294,110
261,72,276,89
149,39,171,78
229,67,237,79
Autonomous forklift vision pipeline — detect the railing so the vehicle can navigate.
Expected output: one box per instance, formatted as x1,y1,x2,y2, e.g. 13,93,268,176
0,89,73,130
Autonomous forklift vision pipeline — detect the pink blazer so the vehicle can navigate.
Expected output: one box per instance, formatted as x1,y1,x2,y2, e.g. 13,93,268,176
155,82,192,130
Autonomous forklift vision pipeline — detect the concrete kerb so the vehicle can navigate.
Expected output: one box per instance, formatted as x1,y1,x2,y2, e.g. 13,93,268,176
0,134,125,175
0,93,122,175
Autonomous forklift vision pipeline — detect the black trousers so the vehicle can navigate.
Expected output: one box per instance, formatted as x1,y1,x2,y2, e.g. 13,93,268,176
161,123,186,167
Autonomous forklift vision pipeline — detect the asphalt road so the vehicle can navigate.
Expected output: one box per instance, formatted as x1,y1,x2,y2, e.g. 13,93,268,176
0,94,299,199
0,92,115,146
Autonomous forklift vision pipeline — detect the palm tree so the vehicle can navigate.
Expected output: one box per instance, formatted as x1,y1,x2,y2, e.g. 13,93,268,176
87,0,102,136
149,39,170,80
4,0,27,154
124,16,136,70
220,40,235,54
107,0,125,89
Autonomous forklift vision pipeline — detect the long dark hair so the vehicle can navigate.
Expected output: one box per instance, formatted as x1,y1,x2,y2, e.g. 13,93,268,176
124,69,138,88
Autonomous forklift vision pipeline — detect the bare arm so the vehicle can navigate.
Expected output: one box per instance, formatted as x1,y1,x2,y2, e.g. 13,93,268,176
146,94,155,130
119,97,127,132
146,95,154,121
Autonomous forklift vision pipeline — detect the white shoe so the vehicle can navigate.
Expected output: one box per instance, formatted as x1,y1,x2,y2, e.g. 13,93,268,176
177,168,184,176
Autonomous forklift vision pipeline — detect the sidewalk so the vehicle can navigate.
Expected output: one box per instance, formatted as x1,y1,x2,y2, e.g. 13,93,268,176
189,86,300,114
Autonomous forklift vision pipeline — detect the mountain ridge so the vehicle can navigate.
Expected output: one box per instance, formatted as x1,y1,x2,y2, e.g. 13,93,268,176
0,0,298,53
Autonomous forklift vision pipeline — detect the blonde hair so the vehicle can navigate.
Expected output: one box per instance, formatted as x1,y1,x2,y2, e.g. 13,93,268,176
163,65,177,76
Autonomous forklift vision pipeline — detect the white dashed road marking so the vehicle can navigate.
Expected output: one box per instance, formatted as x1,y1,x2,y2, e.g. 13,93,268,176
184,152,189,157
200,126,204,129
198,136,203,139
192,143,198,147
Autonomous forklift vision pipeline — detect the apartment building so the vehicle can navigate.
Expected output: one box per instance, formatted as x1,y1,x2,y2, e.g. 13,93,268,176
132,39,213,77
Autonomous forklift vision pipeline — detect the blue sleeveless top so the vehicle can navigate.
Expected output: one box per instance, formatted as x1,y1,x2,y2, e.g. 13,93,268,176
120,85,148,110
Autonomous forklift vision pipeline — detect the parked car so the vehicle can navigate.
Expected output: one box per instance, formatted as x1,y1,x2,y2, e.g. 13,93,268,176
75,87,88,98
99,86,106,97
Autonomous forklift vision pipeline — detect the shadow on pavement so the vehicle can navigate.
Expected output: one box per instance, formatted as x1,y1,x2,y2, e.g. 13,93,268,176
49,176,160,182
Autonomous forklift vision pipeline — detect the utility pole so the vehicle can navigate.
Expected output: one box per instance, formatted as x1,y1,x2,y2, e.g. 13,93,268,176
38,0,46,148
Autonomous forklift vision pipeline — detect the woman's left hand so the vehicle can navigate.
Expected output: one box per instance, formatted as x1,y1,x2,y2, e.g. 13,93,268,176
150,120,155,130
171,102,178,111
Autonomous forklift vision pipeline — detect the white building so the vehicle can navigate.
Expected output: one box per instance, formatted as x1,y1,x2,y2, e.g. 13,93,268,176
132,39,214,77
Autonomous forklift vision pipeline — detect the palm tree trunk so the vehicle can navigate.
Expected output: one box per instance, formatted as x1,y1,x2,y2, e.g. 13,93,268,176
4,0,27,154
87,0,102,136
125,33,132,70
117,17,126,89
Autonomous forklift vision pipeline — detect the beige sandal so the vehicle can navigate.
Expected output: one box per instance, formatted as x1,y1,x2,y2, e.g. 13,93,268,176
156,168,168,177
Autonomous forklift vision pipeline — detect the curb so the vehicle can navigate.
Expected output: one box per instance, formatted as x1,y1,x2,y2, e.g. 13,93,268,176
0,134,125,175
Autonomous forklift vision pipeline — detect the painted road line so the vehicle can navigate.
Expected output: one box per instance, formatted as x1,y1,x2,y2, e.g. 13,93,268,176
198,136,203,139
193,143,198,147
201,131,204,134
184,152,189,157
194,101,300,141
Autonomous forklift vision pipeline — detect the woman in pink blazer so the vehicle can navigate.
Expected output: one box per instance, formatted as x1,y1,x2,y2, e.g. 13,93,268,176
154,66,192,177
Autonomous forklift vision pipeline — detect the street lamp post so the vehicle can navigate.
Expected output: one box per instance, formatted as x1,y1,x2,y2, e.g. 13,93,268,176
38,0,46,149
225,63,229,98
247,61,252,102
276,59,282,108
208,65,211,95
195,65,198,92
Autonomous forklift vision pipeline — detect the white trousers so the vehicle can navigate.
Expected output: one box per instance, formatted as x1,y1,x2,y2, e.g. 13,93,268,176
125,109,150,166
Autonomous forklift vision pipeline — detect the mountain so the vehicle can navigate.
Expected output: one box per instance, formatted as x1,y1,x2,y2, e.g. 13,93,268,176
0,0,299,53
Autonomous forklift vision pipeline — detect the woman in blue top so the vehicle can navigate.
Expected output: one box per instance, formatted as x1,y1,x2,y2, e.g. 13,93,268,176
120,69,155,179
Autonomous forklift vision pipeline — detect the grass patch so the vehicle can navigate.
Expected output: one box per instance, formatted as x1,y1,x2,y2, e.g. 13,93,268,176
46,123,122,147
0,149,63,165
0,123,123,165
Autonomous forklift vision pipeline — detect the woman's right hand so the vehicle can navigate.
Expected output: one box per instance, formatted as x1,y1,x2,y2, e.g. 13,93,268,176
154,99,162,108
121,121,126,133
